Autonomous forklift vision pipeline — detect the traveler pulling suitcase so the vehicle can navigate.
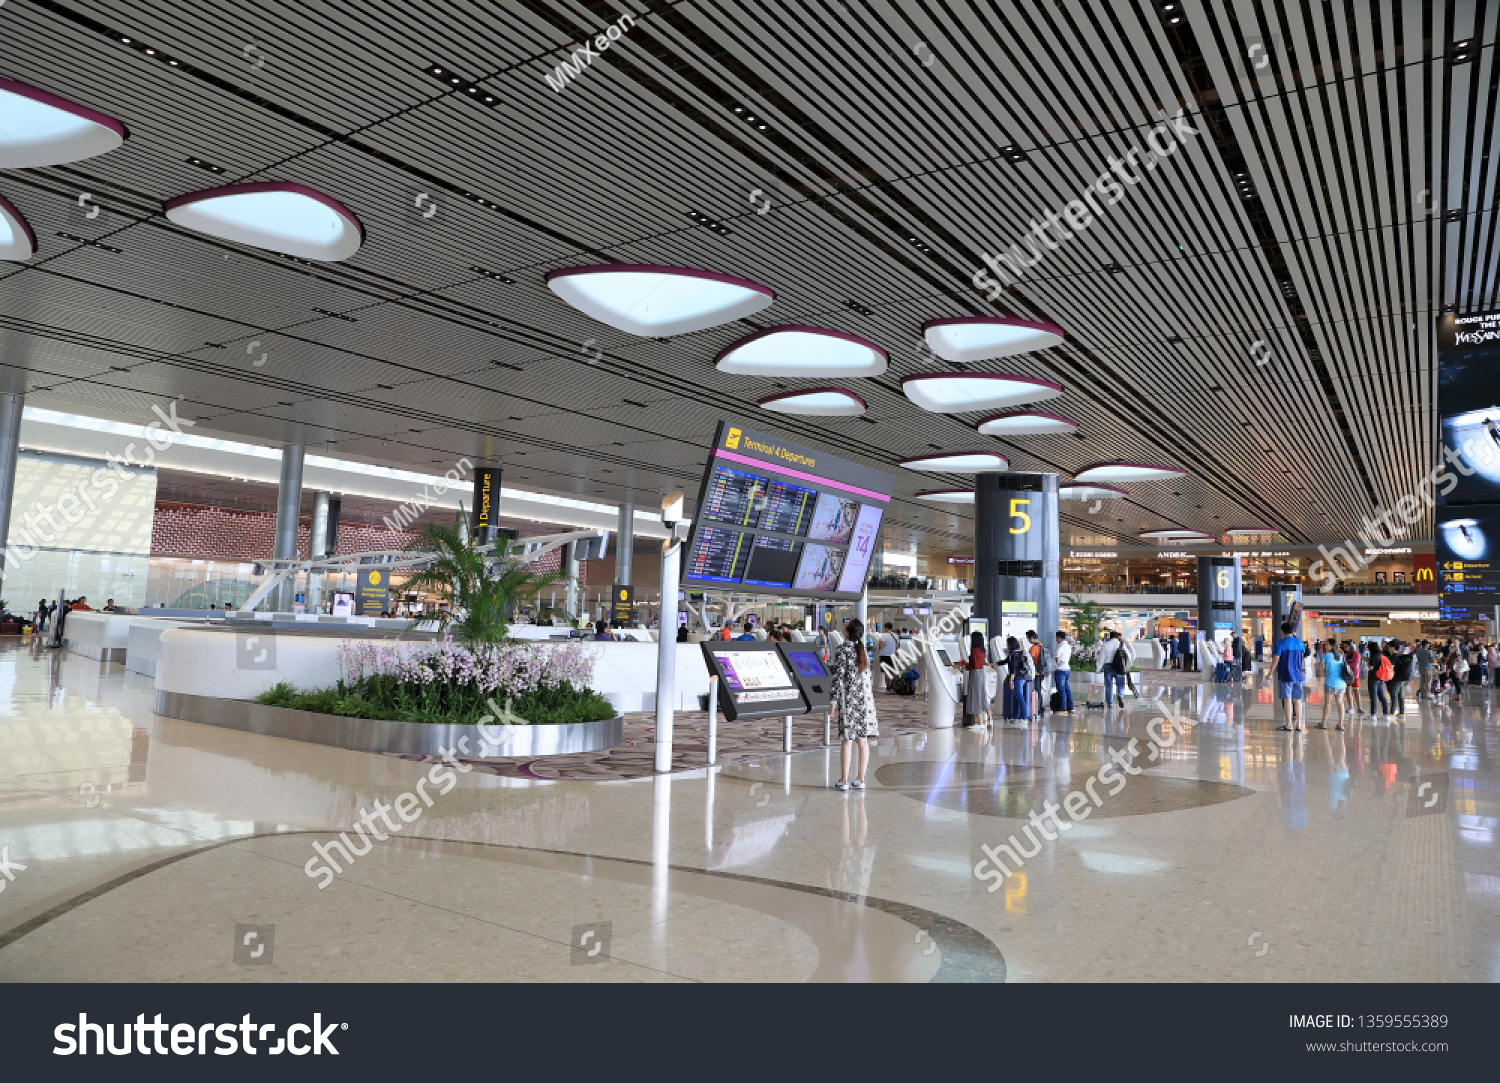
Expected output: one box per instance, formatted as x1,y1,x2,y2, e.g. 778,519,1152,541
1214,661,1232,683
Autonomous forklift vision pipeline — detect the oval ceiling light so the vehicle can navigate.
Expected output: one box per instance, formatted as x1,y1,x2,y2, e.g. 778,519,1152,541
915,489,975,504
0,77,128,168
1224,526,1280,537
757,388,866,417
922,316,1065,362
547,264,774,337
164,182,364,261
899,451,1009,472
0,192,37,260
1058,483,1126,501
1073,461,1187,484
901,372,1062,414
1139,528,1215,542
977,410,1079,436
717,325,886,378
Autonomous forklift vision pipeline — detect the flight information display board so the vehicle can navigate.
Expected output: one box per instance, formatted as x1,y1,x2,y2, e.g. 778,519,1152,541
682,421,895,602
1437,507,1500,605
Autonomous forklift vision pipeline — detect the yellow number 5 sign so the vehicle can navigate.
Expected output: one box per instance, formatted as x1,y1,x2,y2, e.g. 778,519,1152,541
1008,498,1031,534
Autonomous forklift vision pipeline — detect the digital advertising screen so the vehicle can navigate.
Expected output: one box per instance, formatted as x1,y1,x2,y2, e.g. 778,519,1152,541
784,650,827,679
1436,507,1500,605
681,420,895,602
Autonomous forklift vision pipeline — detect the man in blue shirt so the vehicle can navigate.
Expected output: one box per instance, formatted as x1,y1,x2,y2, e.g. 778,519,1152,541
1274,621,1306,731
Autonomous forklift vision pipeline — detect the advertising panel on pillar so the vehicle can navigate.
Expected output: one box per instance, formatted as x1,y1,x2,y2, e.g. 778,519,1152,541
680,420,894,602
470,467,500,539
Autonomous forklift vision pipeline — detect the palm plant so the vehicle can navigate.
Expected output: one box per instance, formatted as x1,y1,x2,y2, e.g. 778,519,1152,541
400,515,569,645
1062,594,1112,645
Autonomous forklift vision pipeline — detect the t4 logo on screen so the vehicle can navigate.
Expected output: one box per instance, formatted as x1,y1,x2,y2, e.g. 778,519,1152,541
725,427,741,449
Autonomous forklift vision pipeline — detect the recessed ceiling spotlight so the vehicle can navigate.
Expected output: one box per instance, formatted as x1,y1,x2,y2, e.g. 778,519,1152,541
547,264,774,336
1444,209,1463,222
164,182,364,261
470,265,516,284
1104,260,1125,273
844,299,874,317
185,156,226,174
312,307,357,321
0,77,129,167
55,231,121,253
999,144,1028,163
0,193,38,261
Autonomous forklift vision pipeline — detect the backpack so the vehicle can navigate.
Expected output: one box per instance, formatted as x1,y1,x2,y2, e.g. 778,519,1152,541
1033,646,1049,678
1375,656,1393,681
1110,643,1128,674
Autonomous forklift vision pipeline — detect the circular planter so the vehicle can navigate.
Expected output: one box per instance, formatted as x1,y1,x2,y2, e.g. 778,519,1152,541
154,690,623,757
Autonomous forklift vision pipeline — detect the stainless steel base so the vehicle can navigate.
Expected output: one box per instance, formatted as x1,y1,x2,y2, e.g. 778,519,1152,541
154,690,623,757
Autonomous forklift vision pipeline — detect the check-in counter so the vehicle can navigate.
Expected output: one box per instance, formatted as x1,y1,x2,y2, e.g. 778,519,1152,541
126,618,199,678
61,612,136,662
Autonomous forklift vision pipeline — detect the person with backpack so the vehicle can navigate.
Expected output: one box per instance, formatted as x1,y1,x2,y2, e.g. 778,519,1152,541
1027,630,1049,717
1002,635,1034,723
1099,630,1131,708
1317,640,1348,730
1388,642,1413,718
1274,620,1307,731
1364,641,1390,718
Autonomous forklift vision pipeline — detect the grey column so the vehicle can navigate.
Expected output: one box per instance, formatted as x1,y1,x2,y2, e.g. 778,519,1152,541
307,491,330,611
1270,582,1303,639
615,502,634,586
272,444,305,611
0,393,22,585
974,472,1059,650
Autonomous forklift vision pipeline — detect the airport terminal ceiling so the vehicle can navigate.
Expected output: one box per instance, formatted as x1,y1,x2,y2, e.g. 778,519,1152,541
0,0,1479,554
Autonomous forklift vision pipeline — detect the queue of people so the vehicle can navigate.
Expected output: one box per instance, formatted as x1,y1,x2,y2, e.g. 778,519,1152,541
1289,635,1496,733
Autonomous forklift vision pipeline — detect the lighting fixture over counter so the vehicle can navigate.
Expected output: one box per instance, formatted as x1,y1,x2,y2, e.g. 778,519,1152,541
899,451,1009,472
717,325,886,378
922,316,1065,362
164,182,364,261
902,373,1062,414
756,388,866,416
0,77,128,168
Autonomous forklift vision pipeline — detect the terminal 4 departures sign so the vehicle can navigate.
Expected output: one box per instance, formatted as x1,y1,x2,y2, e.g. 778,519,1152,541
682,421,895,602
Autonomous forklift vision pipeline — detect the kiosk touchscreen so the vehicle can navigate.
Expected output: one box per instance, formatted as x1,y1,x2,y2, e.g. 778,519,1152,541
700,641,809,721
776,643,832,711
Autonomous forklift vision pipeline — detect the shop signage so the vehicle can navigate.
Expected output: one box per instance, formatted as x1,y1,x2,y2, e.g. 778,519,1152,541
355,566,389,615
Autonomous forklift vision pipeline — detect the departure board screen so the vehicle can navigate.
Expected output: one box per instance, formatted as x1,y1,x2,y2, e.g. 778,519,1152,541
743,536,803,588
699,467,767,527
682,422,895,601
686,527,752,583
760,480,817,536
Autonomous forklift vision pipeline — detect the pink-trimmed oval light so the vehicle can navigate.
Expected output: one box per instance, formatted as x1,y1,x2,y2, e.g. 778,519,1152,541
757,387,866,417
547,263,774,337
977,410,1078,436
0,77,128,168
899,451,1010,473
1073,461,1187,484
1139,528,1215,542
901,372,1062,414
1223,526,1280,537
915,489,975,504
0,192,37,260
1058,483,1126,501
164,182,364,261
922,316,1064,362
717,325,886,377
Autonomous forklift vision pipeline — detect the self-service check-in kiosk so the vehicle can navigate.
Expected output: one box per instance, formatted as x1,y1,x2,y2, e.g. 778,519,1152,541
699,641,831,757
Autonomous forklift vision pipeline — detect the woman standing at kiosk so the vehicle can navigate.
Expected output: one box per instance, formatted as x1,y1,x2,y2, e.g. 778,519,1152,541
829,619,879,792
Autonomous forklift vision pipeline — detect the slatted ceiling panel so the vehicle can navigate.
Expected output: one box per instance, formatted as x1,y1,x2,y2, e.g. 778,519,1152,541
0,3,1486,550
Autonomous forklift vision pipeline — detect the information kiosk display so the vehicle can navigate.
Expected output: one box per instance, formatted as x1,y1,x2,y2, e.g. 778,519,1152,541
776,642,832,712
700,641,809,721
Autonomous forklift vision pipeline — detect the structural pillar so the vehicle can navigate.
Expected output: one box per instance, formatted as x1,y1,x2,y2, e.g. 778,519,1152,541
615,502,634,586
272,444,305,612
1270,582,1303,640
307,491,330,612
0,393,23,586
565,540,581,618
653,534,681,772
974,472,1059,651
1196,555,1242,678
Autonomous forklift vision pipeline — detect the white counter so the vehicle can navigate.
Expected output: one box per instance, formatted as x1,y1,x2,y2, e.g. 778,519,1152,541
61,612,135,662
126,618,198,678
154,630,713,713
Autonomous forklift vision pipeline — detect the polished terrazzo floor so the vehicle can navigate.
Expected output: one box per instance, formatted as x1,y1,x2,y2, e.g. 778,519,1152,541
0,637,1495,982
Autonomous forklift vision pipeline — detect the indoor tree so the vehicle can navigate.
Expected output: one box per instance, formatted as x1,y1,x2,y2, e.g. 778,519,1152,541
401,514,570,645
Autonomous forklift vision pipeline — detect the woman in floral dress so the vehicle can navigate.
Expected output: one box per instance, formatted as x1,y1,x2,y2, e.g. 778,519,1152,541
829,618,879,791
